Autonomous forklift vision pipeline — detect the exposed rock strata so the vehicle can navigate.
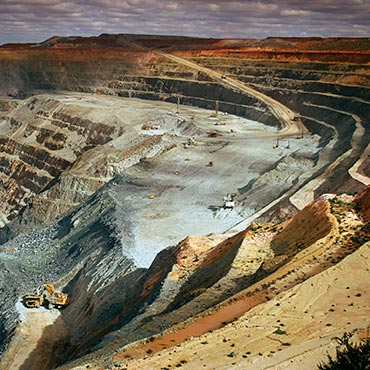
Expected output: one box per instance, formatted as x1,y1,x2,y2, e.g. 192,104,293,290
0,95,177,230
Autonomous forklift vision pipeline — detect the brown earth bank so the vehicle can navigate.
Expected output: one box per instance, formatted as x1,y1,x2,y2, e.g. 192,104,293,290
56,185,370,370
0,34,370,370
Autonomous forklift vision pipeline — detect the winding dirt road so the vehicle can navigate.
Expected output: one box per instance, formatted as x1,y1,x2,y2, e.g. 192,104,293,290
154,50,304,135
290,104,369,210
128,37,302,135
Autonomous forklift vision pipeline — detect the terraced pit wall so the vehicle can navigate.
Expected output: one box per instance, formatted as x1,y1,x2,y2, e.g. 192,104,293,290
0,95,126,230
172,44,370,194
0,46,280,127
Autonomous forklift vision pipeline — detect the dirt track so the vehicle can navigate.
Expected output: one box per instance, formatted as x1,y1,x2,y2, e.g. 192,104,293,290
154,50,305,135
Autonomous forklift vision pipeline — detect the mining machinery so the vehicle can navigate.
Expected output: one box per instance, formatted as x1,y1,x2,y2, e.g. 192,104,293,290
22,284,69,309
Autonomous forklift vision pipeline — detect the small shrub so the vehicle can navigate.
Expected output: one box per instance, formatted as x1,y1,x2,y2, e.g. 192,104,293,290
274,328,286,335
317,331,370,370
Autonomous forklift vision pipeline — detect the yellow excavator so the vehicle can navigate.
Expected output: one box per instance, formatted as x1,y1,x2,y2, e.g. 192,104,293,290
23,284,70,309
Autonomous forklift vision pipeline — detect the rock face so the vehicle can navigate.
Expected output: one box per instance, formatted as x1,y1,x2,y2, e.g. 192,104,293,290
0,94,180,233
1,180,369,369
0,95,122,226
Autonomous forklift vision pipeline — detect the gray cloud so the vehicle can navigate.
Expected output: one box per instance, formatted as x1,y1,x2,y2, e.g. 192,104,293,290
1,0,370,45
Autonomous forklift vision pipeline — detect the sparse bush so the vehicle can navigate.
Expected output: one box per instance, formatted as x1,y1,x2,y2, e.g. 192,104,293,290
317,331,370,370
274,328,286,335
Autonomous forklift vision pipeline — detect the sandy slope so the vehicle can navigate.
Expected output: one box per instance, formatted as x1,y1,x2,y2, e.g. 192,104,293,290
1,305,66,370
106,241,370,370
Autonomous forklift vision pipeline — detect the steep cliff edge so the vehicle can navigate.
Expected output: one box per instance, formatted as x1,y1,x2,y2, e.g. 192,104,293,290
1,183,368,369
66,186,369,370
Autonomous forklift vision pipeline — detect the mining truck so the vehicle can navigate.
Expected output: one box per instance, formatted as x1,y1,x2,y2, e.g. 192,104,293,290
22,294,45,308
223,193,236,209
23,284,69,309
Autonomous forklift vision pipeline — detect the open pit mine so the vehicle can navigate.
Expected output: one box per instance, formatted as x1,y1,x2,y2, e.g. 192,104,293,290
0,35,369,370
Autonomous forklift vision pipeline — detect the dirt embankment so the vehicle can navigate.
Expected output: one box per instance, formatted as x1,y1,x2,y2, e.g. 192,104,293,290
1,182,368,370
356,184,370,222
58,186,369,370
113,240,370,370
1,306,68,370
271,196,334,257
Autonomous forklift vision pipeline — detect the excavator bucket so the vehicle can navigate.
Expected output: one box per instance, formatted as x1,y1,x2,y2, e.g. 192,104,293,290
48,292,70,306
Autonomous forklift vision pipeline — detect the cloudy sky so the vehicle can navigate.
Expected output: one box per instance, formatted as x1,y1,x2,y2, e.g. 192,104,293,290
1,0,370,45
